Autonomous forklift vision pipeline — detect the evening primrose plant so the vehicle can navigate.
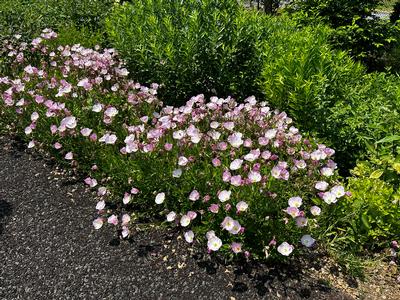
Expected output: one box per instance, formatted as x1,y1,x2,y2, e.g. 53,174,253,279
0,30,349,259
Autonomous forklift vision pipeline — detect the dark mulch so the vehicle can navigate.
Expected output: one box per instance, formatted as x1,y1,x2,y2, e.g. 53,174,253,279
0,136,353,300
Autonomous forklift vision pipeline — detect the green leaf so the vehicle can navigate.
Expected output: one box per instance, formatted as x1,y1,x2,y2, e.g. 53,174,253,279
369,169,384,179
375,135,400,144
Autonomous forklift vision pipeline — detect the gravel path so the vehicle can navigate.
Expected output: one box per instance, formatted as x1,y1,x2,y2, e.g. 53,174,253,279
0,137,353,300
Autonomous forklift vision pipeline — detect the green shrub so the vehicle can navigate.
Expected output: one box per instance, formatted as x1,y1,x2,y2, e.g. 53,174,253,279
289,0,400,72
0,0,113,41
328,154,400,252
261,27,400,169
105,0,268,106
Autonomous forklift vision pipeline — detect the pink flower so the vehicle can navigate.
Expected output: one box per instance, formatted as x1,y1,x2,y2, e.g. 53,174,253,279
121,214,130,226
228,220,242,235
212,158,221,167
107,215,118,226
295,217,308,227
130,188,139,194
89,133,97,142
31,112,39,122
315,181,329,191
80,128,92,137
164,143,173,151
97,187,107,196
54,142,62,150
209,204,219,214
230,175,242,187
222,170,231,182
77,78,92,91
322,192,337,204
59,116,77,132
27,140,35,148
231,242,242,253
65,152,73,160
286,207,300,218
104,106,118,118
187,211,197,220
221,216,235,231
121,226,129,238
189,190,200,201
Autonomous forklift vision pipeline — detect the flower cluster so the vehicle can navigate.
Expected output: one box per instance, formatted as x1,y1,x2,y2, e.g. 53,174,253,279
0,30,348,259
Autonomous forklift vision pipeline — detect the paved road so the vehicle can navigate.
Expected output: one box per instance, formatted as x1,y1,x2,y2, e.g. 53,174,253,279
0,138,351,300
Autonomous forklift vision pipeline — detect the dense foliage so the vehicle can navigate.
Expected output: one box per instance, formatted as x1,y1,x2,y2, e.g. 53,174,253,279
0,0,113,46
290,0,400,72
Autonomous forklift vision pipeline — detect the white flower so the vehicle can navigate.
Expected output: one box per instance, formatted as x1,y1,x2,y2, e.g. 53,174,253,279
331,185,345,198
288,197,302,208
310,206,321,216
277,242,294,256
322,192,337,204
123,193,131,205
207,236,222,251
173,130,186,140
248,171,262,183
60,116,77,131
172,168,182,178
321,167,334,177
315,181,329,191
206,230,216,240
236,201,248,212
230,159,243,170
31,112,39,122
184,231,194,243
178,156,189,166
27,140,35,148
221,216,235,231
92,218,103,230
155,192,165,204
301,235,315,247
92,103,103,112
166,211,177,222
96,200,105,210
24,126,32,135
104,106,118,118
227,132,243,148
210,121,220,129
180,215,191,227
218,190,231,202
99,133,117,144
265,129,277,139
